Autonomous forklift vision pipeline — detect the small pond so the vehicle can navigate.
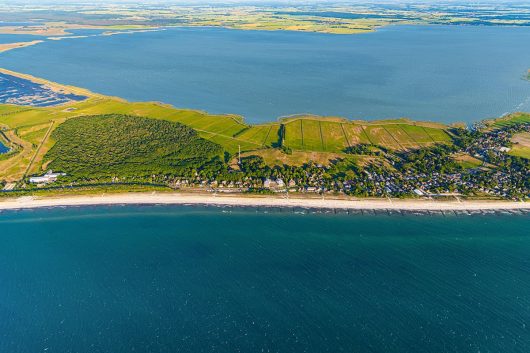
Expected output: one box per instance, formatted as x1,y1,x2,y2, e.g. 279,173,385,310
0,140,9,154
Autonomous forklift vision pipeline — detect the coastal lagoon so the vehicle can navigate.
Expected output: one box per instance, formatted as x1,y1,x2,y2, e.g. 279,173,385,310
1,26,530,123
1,205,529,352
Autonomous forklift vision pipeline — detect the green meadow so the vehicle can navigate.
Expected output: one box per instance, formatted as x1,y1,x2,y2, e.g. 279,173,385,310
490,113,530,128
280,117,452,152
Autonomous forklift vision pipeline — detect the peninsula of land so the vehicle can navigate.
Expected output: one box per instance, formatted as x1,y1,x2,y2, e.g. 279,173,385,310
0,69,528,207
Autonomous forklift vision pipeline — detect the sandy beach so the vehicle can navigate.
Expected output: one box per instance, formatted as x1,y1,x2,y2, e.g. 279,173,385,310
0,192,528,212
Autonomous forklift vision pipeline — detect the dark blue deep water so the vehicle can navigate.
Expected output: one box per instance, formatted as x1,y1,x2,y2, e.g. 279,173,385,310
1,205,529,353
0,26,530,123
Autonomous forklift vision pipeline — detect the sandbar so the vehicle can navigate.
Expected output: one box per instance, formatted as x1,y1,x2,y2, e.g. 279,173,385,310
0,40,43,53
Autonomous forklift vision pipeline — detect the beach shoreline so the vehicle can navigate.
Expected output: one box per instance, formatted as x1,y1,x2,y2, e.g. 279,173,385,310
0,192,528,212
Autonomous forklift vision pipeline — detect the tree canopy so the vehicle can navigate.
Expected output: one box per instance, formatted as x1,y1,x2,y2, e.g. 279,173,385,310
46,114,223,179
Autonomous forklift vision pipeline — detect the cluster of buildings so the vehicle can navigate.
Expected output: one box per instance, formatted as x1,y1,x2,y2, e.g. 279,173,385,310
8,123,527,201
466,124,528,163
150,123,529,199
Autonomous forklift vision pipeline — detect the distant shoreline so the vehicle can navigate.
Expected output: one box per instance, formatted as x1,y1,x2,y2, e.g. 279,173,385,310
0,193,528,212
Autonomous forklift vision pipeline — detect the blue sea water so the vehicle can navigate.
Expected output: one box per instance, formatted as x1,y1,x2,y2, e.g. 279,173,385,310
1,205,529,353
1,25,530,123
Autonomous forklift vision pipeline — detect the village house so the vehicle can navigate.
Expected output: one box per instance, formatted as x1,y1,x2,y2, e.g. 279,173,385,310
29,171,66,184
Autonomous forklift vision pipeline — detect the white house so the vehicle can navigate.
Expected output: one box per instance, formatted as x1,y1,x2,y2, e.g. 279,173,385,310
413,189,425,196
29,170,66,184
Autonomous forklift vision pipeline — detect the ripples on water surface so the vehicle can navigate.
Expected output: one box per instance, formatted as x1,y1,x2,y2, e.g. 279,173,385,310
0,205,529,352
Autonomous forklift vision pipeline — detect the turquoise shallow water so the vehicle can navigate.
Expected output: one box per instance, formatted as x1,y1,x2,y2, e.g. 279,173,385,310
1,205,529,352
0,26,530,123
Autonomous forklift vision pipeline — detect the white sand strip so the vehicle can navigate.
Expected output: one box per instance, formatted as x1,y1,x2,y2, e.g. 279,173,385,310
0,193,528,211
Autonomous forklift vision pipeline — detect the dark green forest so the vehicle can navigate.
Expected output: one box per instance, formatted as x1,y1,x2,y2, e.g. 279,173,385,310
46,114,223,180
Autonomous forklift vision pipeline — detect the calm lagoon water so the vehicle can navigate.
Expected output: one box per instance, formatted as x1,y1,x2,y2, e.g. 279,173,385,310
0,33,45,44
0,22,41,27
1,205,529,352
0,25,530,123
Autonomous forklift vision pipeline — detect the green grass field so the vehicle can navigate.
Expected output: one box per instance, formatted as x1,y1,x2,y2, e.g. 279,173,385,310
491,113,530,128
508,145,530,159
235,124,281,147
509,131,530,160
342,124,372,145
0,96,454,181
281,117,452,153
452,153,484,169
320,121,349,152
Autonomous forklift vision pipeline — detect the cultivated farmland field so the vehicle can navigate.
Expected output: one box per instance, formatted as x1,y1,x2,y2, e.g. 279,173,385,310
281,117,452,152
510,132,530,160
